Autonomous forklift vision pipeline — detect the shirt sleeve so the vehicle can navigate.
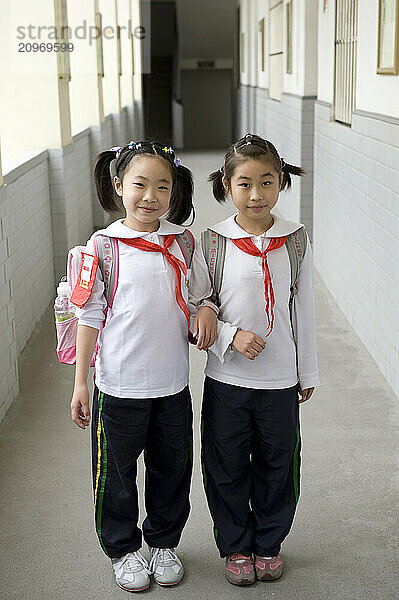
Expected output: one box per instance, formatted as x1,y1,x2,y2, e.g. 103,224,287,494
188,237,237,358
187,236,218,317
75,237,107,331
207,320,239,363
292,234,321,390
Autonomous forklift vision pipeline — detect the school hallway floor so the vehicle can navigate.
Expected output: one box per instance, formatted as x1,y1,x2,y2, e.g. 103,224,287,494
0,150,397,600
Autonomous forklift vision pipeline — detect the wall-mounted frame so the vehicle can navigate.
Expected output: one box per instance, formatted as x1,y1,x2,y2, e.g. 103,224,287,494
54,0,71,82
259,18,265,72
286,1,293,73
95,12,104,78
377,0,399,74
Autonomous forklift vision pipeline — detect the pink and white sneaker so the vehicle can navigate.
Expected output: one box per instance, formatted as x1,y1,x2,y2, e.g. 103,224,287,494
254,555,283,581
225,553,255,586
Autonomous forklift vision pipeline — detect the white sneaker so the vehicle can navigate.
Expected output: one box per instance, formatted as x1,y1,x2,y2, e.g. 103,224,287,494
149,547,184,586
111,550,151,592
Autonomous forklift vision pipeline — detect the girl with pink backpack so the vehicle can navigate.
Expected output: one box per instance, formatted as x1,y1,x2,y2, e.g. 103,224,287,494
69,140,217,592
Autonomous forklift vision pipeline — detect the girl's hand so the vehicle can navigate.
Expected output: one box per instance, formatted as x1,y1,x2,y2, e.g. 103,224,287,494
193,306,218,351
298,387,314,403
71,383,91,430
232,330,266,360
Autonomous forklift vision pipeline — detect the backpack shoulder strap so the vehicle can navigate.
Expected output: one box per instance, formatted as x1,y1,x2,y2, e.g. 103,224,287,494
285,226,307,291
67,245,87,292
175,229,195,269
200,229,226,303
93,235,119,308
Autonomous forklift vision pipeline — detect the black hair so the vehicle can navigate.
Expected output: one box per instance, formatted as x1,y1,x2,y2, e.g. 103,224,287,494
93,140,194,226
209,133,306,203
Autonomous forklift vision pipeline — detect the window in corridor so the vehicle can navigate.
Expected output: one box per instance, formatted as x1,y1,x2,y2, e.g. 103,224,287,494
334,0,358,124
269,0,283,101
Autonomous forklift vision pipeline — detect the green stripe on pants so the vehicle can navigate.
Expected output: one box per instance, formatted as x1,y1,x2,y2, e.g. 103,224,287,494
293,424,300,503
96,392,109,554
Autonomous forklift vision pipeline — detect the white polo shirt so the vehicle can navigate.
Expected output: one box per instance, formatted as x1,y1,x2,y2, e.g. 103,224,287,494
204,213,321,391
76,219,213,399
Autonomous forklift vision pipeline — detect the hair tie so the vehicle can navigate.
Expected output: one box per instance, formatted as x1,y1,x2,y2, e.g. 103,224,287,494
109,146,122,159
280,157,285,169
128,140,142,151
174,157,181,167
110,158,117,180
162,146,174,154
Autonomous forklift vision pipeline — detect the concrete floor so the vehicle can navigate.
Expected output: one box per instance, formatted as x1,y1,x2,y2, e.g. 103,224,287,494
0,151,398,600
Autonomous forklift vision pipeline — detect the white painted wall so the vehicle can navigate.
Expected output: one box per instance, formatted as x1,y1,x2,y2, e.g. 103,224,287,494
318,0,399,118
313,104,399,397
69,0,101,133
303,0,318,95
0,0,62,165
119,0,134,108
255,0,268,89
317,0,335,104
99,0,120,116
357,1,399,119
132,0,143,100
240,0,250,86
248,0,257,87
241,0,318,97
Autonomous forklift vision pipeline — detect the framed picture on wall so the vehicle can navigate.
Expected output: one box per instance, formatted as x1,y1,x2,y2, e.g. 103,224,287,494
377,0,399,74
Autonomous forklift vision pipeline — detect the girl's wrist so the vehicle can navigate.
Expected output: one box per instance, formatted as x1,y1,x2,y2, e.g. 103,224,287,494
74,379,88,388
197,299,219,315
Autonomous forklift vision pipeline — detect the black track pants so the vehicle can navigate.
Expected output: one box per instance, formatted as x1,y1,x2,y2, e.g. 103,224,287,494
201,376,300,558
91,385,193,558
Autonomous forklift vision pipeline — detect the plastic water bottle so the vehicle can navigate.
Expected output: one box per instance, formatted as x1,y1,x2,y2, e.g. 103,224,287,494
54,280,75,322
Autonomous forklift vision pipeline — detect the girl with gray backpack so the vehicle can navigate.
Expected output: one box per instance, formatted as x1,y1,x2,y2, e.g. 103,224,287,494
69,140,218,592
200,134,320,587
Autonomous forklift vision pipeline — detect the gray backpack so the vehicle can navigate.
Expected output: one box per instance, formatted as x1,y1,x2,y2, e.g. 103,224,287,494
200,227,307,310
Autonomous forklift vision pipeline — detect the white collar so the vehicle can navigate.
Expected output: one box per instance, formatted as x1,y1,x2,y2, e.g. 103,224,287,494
94,218,186,239
208,212,304,239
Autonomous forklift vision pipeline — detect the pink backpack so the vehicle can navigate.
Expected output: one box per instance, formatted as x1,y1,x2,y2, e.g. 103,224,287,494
55,231,195,365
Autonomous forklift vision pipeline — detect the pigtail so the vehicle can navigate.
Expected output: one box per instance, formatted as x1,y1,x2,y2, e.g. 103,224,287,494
166,164,195,226
208,169,227,204
93,151,121,213
280,162,306,191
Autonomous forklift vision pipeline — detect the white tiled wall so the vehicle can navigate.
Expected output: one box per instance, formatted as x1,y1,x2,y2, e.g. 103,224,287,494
314,102,399,396
0,186,19,423
0,102,144,424
4,153,54,355
236,85,315,239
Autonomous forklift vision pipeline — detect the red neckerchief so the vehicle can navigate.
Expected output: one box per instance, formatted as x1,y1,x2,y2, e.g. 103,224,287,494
231,236,288,338
117,234,190,335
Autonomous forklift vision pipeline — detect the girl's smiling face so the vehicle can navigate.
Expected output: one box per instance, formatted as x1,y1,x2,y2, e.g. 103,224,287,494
224,157,283,227
114,155,173,231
